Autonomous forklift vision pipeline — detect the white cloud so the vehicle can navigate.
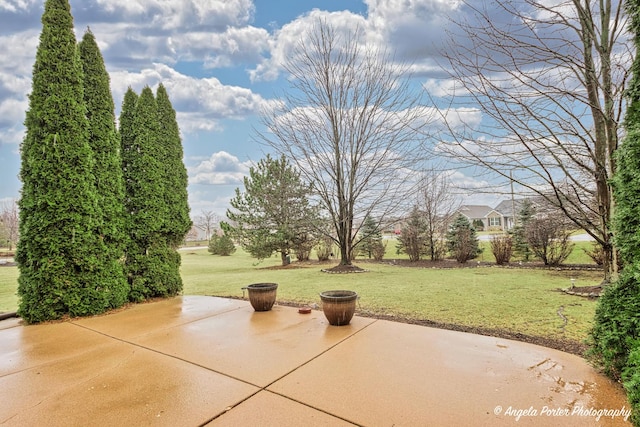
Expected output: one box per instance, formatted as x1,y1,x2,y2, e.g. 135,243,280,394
94,0,255,29
110,64,277,129
189,151,252,185
0,0,36,12
364,0,461,59
249,9,370,82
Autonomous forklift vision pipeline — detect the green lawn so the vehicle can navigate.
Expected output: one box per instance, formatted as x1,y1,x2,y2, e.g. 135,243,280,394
180,247,601,343
0,242,603,347
0,265,18,313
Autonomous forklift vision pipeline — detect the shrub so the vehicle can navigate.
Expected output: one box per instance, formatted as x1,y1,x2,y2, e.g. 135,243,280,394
446,214,482,263
371,239,387,261
583,242,624,270
583,242,605,266
588,271,640,378
623,342,640,426
525,216,573,266
208,234,236,256
316,237,334,261
490,235,513,265
397,206,427,262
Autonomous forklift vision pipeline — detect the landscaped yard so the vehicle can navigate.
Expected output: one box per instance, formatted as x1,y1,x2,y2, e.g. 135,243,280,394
0,240,603,354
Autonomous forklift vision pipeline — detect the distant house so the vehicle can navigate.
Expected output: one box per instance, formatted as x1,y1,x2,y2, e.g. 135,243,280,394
455,199,531,231
456,205,505,231
493,199,529,231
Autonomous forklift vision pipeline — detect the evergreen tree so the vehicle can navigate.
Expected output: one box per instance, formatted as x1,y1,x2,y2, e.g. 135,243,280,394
17,0,119,322
208,233,236,256
78,28,128,306
510,199,534,261
155,84,191,246
358,215,383,259
121,86,179,301
222,154,319,266
119,87,138,240
119,87,140,296
590,0,640,422
446,214,482,263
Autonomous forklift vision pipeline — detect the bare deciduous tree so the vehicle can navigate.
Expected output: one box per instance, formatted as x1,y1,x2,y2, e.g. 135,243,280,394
259,20,426,267
434,0,630,281
195,210,219,241
0,199,19,251
418,171,459,261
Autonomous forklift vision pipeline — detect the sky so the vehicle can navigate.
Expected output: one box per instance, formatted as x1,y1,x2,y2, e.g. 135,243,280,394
0,0,495,220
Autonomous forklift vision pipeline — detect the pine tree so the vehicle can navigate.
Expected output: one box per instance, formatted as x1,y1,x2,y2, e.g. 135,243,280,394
446,214,482,263
222,154,319,266
358,215,382,259
17,0,116,322
511,199,534,261
78,28,128,306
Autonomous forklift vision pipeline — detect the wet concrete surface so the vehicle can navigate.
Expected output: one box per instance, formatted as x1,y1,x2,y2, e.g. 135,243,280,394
0,296,632,426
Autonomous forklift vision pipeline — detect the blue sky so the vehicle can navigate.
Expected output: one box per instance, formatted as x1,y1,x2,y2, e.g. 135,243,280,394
0,0,491,218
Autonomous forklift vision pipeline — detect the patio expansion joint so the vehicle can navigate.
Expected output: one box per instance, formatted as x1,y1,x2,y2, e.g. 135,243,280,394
196,319,378,426
68,318,258,387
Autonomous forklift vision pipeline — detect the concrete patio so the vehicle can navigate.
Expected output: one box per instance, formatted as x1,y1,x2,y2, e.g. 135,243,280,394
0,295,632,426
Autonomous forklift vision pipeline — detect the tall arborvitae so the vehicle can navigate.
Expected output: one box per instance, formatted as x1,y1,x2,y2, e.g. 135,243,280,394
155,84,191,295
590,0,640,423
78,29,128,306
120,87,138,201
17,0,116,322
156,83,191,246
120,86,180,301
119,88,139,297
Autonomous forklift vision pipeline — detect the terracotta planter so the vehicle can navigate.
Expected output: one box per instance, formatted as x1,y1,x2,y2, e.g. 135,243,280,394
244,283,278,311
320,290,358,326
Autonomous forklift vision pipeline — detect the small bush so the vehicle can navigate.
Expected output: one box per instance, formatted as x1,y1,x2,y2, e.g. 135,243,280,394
525,217,573,266
589,271,640,378
623,342,640,426
472,219,484,231
397,206,427,262
293,233,315,261
446,214,482,263
583,242,605,266
372,240,387,261
208,234,236,256
316,237,333,261
490,235,513,265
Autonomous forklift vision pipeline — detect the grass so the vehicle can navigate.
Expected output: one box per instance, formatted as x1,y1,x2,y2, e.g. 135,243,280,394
0,265,18,313
180,247,601,343
0,240,602,347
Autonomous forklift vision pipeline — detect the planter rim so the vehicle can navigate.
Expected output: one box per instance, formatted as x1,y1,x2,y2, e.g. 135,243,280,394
245,282,278,290
320,290,358,301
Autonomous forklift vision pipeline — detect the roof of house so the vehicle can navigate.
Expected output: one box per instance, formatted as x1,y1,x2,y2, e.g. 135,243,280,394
457,205,493,219
494,199,526,218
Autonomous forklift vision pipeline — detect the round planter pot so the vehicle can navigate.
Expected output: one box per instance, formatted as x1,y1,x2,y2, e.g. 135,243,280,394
319,290,358,326
245,283,278,311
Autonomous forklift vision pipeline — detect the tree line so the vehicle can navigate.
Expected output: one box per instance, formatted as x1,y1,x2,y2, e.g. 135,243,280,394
16,0,190,323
